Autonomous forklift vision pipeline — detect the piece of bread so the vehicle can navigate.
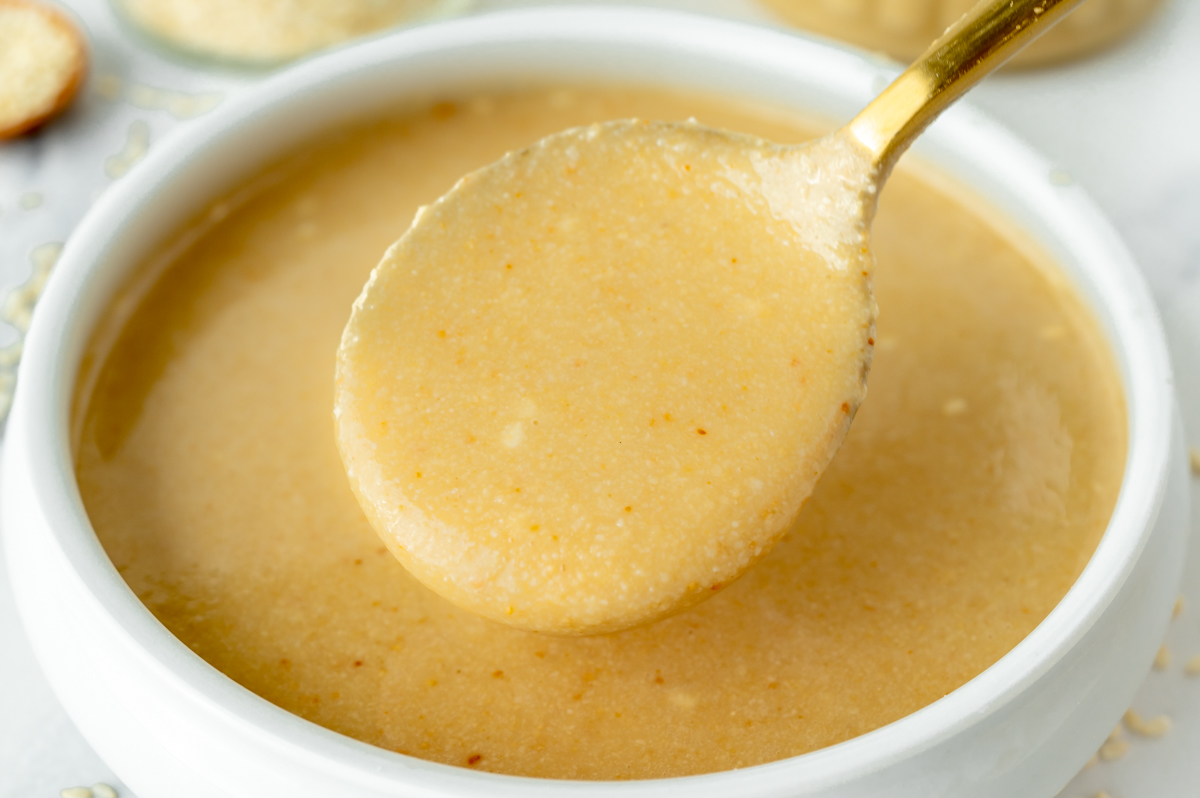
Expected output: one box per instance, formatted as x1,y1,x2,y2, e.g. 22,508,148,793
0,0,87,139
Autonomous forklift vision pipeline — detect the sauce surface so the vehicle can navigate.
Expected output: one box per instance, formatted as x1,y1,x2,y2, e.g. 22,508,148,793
76,87,1126,780
336,122,877,634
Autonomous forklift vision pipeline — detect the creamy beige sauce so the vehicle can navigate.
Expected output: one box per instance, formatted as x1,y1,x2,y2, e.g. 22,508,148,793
76,87,1126,780
336,123,878,634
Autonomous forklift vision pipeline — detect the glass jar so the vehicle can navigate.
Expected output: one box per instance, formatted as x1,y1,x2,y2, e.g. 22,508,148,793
758,0,1161,67
111,0,468,67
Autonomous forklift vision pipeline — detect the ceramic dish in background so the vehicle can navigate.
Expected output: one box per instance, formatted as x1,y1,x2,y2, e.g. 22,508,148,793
107,0,475,68
1,8,1191,798
755,0,1164,68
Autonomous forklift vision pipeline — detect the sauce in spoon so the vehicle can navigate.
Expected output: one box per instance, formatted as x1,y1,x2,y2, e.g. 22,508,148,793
335,0,1086,635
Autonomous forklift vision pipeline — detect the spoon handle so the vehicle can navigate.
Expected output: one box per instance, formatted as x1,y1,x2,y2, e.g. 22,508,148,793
849,0,1086,177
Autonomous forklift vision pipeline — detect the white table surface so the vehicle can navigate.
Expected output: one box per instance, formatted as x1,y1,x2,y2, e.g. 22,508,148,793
2,0,1198,795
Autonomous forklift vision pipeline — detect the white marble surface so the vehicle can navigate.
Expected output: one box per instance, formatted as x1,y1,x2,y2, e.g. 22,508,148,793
1,0,1198,796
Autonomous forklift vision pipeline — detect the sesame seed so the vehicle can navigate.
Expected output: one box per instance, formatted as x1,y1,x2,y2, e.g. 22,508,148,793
1185,654,1200,676
502,422,524,447
60,789,91,798
1173,595,1185,618
1097,725,1127,761
1153,644,1171,670
668,690,697,709
1098,738,1128,761
92,785,118,798
942,397,967,416
1190,446,1200,474
1124,708,1171,738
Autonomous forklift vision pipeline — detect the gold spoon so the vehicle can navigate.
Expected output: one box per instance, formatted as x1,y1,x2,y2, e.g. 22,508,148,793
335,0,1087,636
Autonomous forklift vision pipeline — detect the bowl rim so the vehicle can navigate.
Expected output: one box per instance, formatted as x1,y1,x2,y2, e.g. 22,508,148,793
11,6,1175,795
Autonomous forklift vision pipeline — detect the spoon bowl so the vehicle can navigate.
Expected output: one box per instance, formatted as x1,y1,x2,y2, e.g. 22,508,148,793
335,122,877,634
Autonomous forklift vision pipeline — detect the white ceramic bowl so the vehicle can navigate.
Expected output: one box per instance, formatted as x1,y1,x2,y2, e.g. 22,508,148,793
2,8,1191,798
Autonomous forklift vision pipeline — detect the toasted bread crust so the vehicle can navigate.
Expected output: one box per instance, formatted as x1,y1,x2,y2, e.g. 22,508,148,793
0,0,88,139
